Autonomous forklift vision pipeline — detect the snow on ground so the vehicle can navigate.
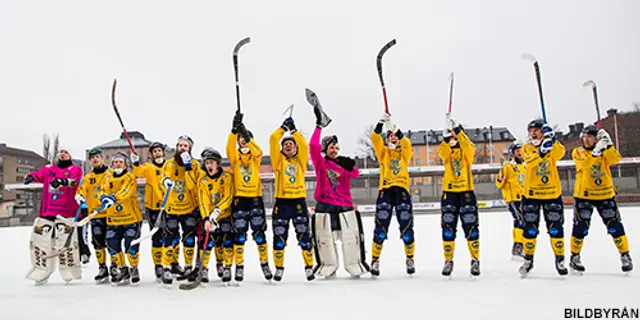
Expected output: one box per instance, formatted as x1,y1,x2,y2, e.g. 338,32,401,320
0,208,638,320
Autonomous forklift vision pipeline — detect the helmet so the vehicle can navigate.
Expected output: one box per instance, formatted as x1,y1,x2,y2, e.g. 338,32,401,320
281,136,296,147
321,135,338,153
88,148,104,159
149,142,166,153
527,119,545,130
177,135,194,149
111,152,129,165
509,141,523,154
201,148,222,164
581,124,599,137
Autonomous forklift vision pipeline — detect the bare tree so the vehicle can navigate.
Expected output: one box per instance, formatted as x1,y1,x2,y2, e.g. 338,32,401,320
52,134,59,160
42,134,51,164
357,124,376,161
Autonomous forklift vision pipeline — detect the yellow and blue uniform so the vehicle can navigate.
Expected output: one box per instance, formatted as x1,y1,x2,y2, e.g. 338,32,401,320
438,128,479,261
269,127,314,271
76,165,112,265
370,122,415,264
197,168,234,270
133,160,166,268
570,145,629,256
496,159,526,249
521,140,566,259
101,170,142,269
227,132,270,267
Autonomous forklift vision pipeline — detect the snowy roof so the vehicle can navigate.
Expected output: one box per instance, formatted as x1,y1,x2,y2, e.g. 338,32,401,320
406,126,515,145
94,131,152,150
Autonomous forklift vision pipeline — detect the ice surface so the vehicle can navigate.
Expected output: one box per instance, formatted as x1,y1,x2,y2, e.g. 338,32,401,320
1,208,638,320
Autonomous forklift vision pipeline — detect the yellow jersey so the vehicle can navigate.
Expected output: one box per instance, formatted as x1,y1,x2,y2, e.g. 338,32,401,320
572,146,620,200
133,161,165,210
161,158,203,215
226,132,263,198
197,168,234,221
495,160,525,202
269,128,309,199
371,131,413,192
439,129,475,192
76,166,112,218
101,170,142,226
522,140,565,200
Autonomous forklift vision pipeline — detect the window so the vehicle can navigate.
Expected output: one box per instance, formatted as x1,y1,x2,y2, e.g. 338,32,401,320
17,158,31,165
0,175,3,183
428,159,434,165
415,159,421,165
16,194,21,200
0,156,3,164
427,147,433,153
414,147,420,153
16,167,31,174
16,176,24,182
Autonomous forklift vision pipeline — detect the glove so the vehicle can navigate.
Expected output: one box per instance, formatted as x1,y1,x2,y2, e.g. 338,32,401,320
100,195,116,209
180,152,192,171
232,112,244,133
24,174,34,185
445,113,459,130
163,178,174,190
237,123,251,143
75,194,86,205
542,124,555,140
50,178,69,189
281,117,296,132
592,139,609,157
130,153,140,166
379,113,391,124
385,119,397,133
597,129,613,146
443,129,453,143
538,138,553,156
334,156,356,171
205,208,221,232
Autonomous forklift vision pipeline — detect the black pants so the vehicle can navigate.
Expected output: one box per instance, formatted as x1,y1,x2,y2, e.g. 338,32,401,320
272,198,312,251
441,191,479,241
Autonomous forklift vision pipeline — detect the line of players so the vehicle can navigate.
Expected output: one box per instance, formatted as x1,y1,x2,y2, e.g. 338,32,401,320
24,108,633,286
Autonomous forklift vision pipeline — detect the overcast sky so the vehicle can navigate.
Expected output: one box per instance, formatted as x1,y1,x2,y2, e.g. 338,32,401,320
1,0,638,160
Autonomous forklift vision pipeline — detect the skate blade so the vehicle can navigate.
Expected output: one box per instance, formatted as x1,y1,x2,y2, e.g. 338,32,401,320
95,278,109,285
442,275,452,281
570,268,584,276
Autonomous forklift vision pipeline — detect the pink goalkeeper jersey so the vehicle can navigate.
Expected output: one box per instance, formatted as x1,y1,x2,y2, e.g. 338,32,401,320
310,127,359,207
30,163,82,218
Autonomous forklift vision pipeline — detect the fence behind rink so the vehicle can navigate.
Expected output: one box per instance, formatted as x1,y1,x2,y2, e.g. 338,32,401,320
3,157,640,226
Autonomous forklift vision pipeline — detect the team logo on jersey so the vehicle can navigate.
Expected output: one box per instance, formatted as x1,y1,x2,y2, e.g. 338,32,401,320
452,158,463,177
52,194,59,200
210,192,221,206
178,194,185,201
536,160,551,184
326,168,341,190
173,181,185,193
590,164,605,182
116,204,123,212
92,186,101,198
518,173,525,185
240,165,252,183
285,164,297,183
389,159,402,175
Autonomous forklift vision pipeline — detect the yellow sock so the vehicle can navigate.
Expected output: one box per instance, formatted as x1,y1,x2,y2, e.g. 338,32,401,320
523,237,537,256
200,249,212,268
467,240,480,260
127,252,140,267
443,241,455,261
224,247,234,267
184,245,195,267
151,247,162,266
258,243,269,263
162,247,174,268
215,247,224,265
371,243,383,261
274,249,285,268
550,238,565,256
234,244,245,266
570,236,584,255
173,243,180,265
111,252,125,267
404,242,415,260
514,228,524,244
613,235,629,254
302,249,314,267
96,248,106,265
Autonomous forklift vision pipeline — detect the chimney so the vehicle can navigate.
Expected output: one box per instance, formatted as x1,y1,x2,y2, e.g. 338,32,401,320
575,122,584,134
607,108,618,117
569,124,576,133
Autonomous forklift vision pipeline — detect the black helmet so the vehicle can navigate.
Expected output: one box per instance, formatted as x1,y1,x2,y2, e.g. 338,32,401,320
321,135,338,153
509,141,523,154
201,148,222,164
527,119,545,130
149,142,166,153
88,148,104,159
581,124,599,137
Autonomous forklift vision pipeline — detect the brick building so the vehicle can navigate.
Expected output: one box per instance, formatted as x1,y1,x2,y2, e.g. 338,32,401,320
0,143,48,217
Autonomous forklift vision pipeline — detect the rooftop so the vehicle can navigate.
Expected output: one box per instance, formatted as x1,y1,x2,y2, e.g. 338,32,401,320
93,131,152,150
0,143,47,161
406,126,516,145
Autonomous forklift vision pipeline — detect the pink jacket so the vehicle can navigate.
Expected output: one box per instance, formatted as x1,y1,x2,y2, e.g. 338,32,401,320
30,164,82,219
310,127,359,207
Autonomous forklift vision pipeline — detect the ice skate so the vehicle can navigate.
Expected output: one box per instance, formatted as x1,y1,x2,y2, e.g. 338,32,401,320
621,253,633,274
261,262,273,281
162,268,173,288
235,265,244,282
94,264,109,284
273,267,284,282
305,266,315,281
200,268,209,284
519,257,534,278
171,263,185,277
406,259,416,276
216,263,224,279
470,259,480,277
569,254,585,275
370,260,380,277
111,267,130,286
222,267,232,286
81,253,91,265
511,243,524,260
441,260,454,278
555,255,568,276
154,265,163,283
130,266,140,285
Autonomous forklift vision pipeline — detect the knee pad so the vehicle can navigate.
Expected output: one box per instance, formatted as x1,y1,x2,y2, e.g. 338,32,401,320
607,222,624,237
220,221,233,233
254,234,266,245
576,201,592,210
523,212,538,223
460,204,477,214
601,207,617,219
275,239,285,249
468,229,479,240
442,212,456,223
235,234,247,245
442,204,456,214
578,209,592,220
273,219,288,236
250,210,265,226
293,216,309,234
299,240,312,250
443,229,455,241
549,226,560,237
234,218,248,231
523,204,538,214
544,202,562,212
125,228,137,238
526,227,538,237
184,235,195,246
401,231,414,244
185,216,197,227
233,210,247,219
374,230,387,242
546,211,563,222
106,229,117,240
376,202,391,219
461,212,478,225
92,224,104,236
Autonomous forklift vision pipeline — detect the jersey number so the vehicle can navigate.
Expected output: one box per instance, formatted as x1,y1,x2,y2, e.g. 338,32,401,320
90,178,96,184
